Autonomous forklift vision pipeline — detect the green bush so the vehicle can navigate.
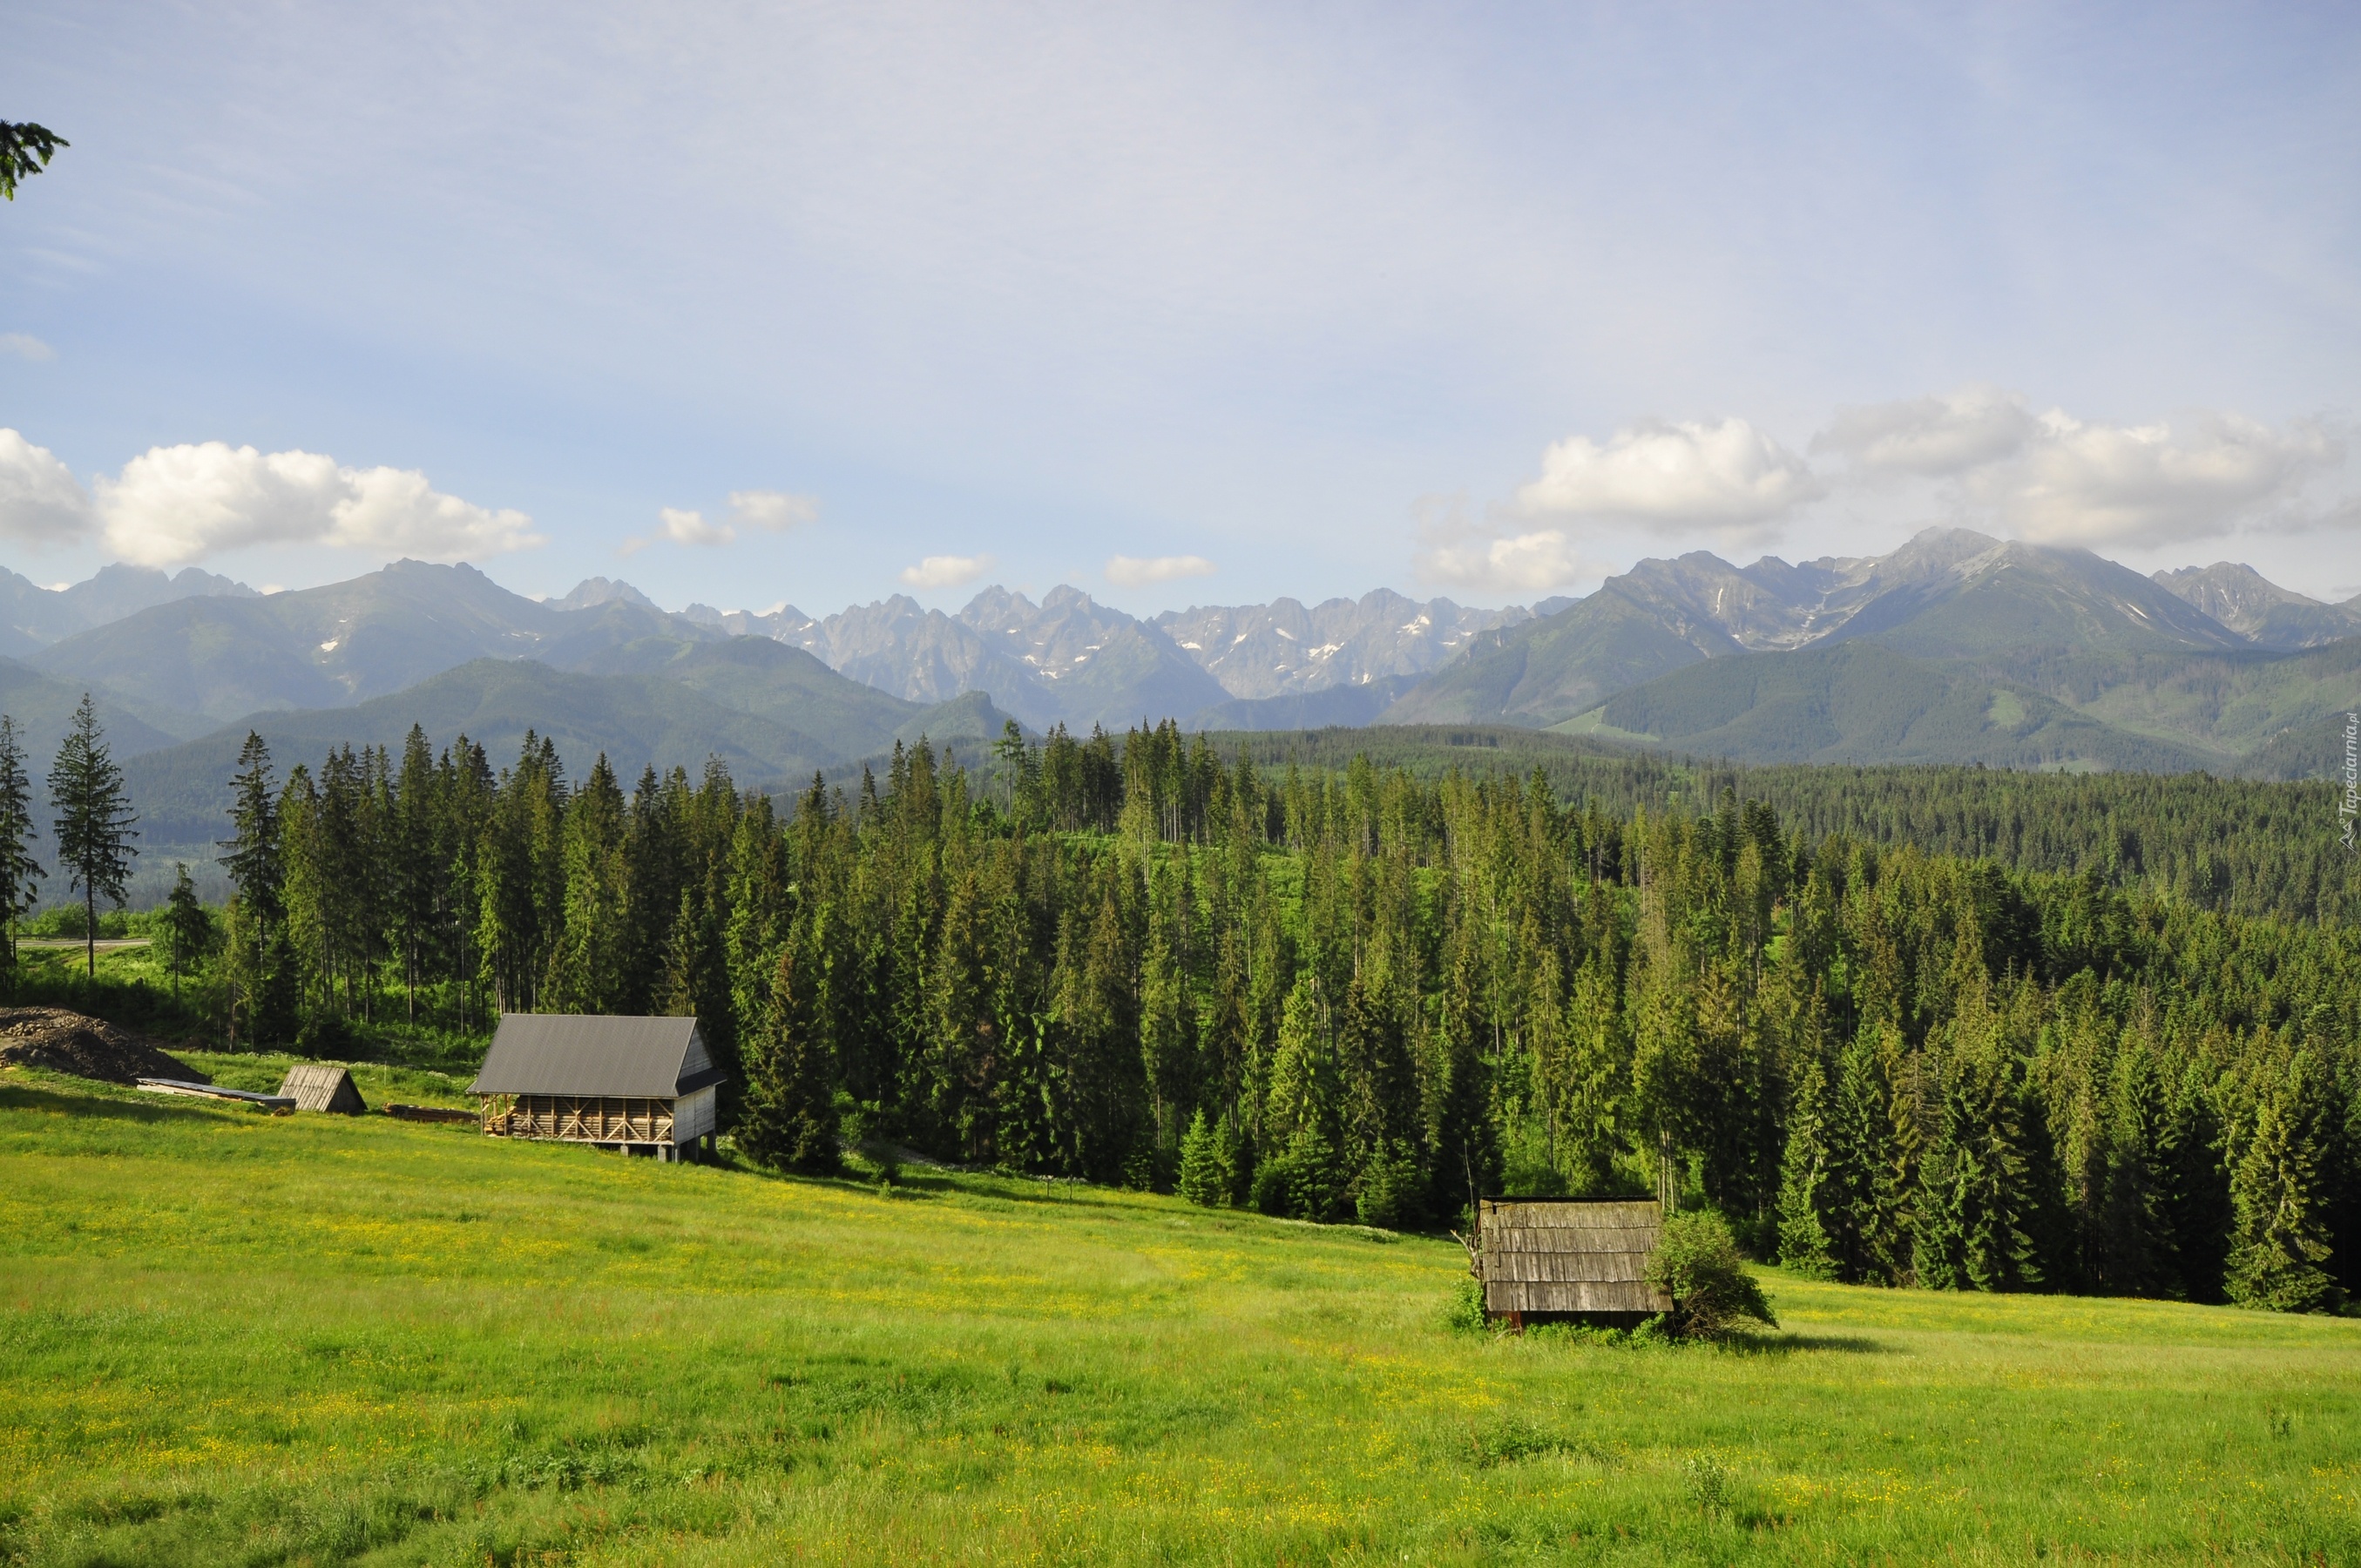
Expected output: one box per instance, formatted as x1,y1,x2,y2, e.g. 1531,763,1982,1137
1645,1211,1777,1340
1442,1276,1487,1334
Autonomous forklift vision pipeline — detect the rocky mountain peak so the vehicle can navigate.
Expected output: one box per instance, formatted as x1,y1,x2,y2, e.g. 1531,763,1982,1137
554,576,659,612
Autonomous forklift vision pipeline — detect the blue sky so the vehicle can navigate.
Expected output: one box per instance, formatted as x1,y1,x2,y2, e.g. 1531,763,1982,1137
3,2,2358,614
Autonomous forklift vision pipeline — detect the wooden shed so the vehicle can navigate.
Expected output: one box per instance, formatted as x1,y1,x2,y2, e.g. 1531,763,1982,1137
278,1063,367,1114
1474,1198,1673,1327
470,1015,724,1162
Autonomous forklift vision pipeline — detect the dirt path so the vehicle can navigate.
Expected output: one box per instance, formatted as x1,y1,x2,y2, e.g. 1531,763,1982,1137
17,938,151,951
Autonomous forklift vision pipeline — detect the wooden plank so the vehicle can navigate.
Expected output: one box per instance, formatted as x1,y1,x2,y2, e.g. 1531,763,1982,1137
1486,1280,1670,1314
135,1078,298,1110
1482,1199,1661,1224
1488,1251,1649,1285
1482,1226,1661,1252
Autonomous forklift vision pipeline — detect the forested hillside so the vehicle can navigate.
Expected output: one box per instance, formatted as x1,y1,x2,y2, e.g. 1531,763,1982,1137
157,716,2361,1313
1207,727,2361,925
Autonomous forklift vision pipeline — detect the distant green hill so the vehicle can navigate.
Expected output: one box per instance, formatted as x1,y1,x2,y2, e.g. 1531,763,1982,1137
1187,676,1419,732
24,559,745,730
1379,587,1735,727
0,659,186,763
2236,707,2359,782
122,652,1013,848
2031,636,2361,764
1553,642,2222,773
28,560,578,725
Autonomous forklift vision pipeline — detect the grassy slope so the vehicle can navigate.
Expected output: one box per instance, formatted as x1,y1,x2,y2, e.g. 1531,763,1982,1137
3,1074,2358,1565
5,941,494,1076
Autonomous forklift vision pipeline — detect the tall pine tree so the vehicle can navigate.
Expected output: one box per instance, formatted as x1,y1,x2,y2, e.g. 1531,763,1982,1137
737,913,840,1174
48,694,135,977
0,714,42,977
2226,1054,2342,1314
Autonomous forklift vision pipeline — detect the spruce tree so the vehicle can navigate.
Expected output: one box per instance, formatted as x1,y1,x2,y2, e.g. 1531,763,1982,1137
48,694,135,977
1257,973,1343,1220
1177,1108,1230,1207
1776,1047,1837,1278
543,755,631,1014
1826,1026,1889,1282
2104,1035,2181,1297
1212,1110,1247,1207
1947,1005,2045,1293
1912,1047,1967,1291
660,877,733,1067
162,863,210,1000
2164,1061,2233,1303
737,916,840,1174
1138,915,1194,1156
1556,951,1627,1196
1871,1024,1926,1286
722,791,791,1076
1424,930,1500,1227
218,732,295,1046
388,726,441,1023
0,714,43,976
2225,1056,2342,1314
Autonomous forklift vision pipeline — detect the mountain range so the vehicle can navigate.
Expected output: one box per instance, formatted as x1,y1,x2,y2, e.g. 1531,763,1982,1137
0,562,255,658
671,584,1538,731
1384,530,2361,778
1,528,2356,901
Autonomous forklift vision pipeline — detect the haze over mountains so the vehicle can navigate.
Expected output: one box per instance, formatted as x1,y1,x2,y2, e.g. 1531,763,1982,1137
0,528,2355,902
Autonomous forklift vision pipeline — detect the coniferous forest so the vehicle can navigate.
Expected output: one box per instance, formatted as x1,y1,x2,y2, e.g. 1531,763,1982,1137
24,713,2361,1315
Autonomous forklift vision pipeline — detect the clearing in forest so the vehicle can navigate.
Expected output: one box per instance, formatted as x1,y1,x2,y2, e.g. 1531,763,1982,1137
1,1067,2356,1565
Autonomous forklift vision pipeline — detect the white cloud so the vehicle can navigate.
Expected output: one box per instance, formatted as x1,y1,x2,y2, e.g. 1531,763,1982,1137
0,429,98,546
727,489,820,531
900,553,992,590
1810,388,2346,545
1979,409,2342,546
1812,383,2037,476
1416,526,1606,594
1106,553,1215,587
625,489,822,553
0,334,55,363
1512,417,1823,532
660,506,734,546
87,441,541,566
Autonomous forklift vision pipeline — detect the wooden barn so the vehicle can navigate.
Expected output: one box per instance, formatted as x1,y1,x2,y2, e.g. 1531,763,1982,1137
278,1063,367,1114
470,1014,724,1162
1473,1198,1672,1328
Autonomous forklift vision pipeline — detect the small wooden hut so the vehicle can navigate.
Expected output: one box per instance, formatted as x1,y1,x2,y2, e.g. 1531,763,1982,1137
470,1014,724,1162
278,1063,367,1114
1474,1198,1672,1328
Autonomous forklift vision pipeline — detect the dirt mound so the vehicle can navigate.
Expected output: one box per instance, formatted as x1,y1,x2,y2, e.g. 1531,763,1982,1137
0,1008,208,1087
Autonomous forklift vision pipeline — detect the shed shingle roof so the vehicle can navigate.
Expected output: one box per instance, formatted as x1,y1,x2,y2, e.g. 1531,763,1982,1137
1477,1198,1673,1316
279,1063,367,1113
469,1015,724,1098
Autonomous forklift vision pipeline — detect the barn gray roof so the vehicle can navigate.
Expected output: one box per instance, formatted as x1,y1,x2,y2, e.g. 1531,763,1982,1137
470,1015,726,1098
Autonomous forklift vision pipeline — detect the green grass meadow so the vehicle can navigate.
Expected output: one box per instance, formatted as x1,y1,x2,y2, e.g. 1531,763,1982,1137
3,1068,2358,1565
